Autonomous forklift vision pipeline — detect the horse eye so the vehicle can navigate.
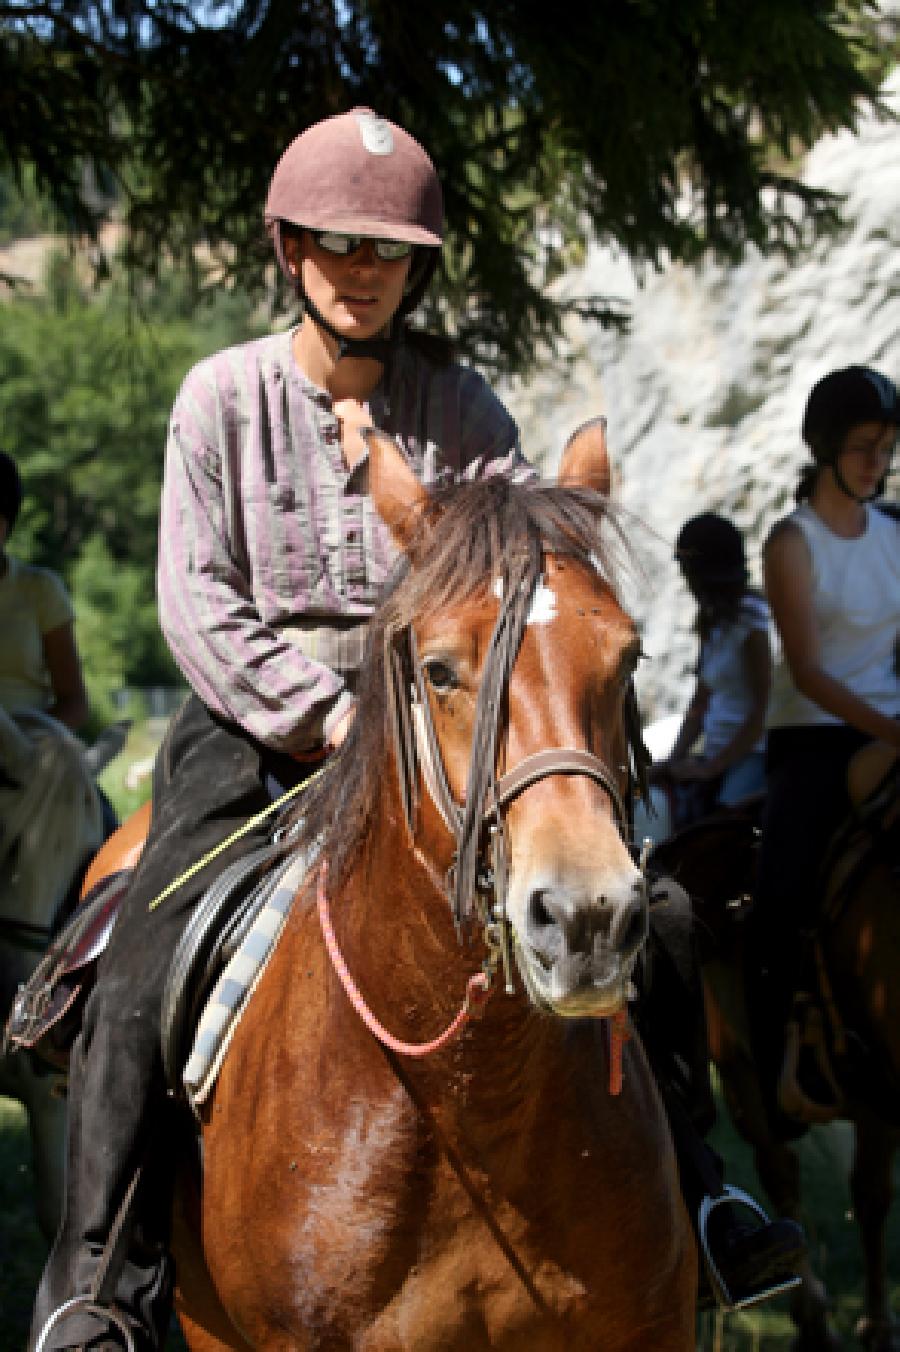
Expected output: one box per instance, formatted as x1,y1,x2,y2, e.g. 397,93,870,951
423,658,458,693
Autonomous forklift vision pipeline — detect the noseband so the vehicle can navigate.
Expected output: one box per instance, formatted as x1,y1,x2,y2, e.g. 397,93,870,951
384,552,650,991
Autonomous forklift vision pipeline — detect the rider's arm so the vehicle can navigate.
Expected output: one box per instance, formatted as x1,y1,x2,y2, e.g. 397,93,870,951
666,682,709,763
764,522,900,749
700,627,771,777
157,364,355,757
42,621,89,731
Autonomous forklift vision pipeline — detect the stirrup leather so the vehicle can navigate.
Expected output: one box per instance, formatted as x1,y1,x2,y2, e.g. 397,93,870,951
33,1294,136,1351
698,1185,802,1312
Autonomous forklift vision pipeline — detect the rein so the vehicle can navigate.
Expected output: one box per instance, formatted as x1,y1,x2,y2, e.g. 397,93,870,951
317,860,629,1092
317,860,493,1057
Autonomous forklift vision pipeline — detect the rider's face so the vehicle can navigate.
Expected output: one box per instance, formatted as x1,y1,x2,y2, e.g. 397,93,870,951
835,421,895,498
284,230,412,343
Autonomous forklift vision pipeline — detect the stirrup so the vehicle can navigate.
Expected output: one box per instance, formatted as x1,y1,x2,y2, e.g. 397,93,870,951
698,1185,802,1312
33,1295,136,1352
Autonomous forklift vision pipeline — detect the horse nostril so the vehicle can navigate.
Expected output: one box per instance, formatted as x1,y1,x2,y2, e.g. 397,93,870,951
612,901,647,957
528,889,556,932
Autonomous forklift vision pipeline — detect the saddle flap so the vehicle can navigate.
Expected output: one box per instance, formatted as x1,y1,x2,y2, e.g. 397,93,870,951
3,869,133,1065
63,871,133,975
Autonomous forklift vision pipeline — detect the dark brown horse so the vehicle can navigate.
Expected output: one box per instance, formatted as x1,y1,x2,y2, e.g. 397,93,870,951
83,422,697,1350
650,751,899,1352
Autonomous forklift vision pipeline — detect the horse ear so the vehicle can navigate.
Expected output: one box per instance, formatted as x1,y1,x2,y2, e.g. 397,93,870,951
365,427,433,549
558,416,612,496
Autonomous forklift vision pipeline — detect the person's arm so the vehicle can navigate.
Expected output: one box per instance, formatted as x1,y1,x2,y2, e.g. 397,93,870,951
696,627,771,778
647,680,709,784
158,374,354,755
42,621,89,731
764,522,900,749
668,682,709,762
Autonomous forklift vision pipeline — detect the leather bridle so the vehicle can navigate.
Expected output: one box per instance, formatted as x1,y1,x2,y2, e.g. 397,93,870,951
384,552,650,989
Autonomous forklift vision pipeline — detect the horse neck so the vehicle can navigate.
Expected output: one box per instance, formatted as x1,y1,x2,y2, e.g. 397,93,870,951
332,799,621,1150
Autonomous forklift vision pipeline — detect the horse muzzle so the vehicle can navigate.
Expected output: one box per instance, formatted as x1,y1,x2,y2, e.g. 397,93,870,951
512,872,648,1018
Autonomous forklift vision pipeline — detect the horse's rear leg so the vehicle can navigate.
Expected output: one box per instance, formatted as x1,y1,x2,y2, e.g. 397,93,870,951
851,1113,899,1352
751,1138,842,1351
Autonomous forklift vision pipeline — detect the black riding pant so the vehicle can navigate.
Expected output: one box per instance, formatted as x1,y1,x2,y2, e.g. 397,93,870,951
31,695,310,1350
744,723,868,1120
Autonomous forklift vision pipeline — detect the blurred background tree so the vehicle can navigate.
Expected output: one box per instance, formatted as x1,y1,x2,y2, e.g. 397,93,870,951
0,251,268,725
0,0,896,731
0,0,895,374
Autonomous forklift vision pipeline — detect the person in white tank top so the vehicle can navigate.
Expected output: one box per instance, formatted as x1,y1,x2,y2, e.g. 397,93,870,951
747,364,899,1133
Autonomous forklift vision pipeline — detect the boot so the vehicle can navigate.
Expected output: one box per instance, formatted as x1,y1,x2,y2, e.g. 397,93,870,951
698,1185,805,1310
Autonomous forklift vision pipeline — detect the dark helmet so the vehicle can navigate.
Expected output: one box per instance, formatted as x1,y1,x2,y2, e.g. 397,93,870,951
675,513,747,586
0,451,22,531
265,107,443,321
802,366,899,463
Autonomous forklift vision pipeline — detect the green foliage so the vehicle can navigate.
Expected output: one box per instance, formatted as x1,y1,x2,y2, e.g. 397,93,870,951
0,165,58,246
0,0,892,375
0,250,268,725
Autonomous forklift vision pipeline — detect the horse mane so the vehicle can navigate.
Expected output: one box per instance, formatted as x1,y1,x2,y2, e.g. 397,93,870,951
288,475,630,887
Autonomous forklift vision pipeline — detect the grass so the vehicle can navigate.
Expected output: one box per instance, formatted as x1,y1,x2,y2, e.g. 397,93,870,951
2,1080,897,1351
95,716,167,821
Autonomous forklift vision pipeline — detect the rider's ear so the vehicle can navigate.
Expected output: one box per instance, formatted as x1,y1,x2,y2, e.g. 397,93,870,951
365,428,434,549
558,416,612,496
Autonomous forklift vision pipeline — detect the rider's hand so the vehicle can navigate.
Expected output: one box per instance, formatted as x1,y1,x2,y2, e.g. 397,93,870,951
327,706,356,750
668,756,712,784
647,760,672,785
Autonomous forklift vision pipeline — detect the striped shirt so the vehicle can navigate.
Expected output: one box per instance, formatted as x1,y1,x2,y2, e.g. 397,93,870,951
158,328,531,752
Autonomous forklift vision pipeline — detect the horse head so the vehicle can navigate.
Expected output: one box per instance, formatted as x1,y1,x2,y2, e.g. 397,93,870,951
365,419,647,1020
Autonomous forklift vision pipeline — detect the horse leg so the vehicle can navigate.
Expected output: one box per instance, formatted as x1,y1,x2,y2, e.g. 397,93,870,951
0,1049,67,1244
850,1113,898,1352
171,1157,253,1352
23,1066,68,1244
744,1137,841,1352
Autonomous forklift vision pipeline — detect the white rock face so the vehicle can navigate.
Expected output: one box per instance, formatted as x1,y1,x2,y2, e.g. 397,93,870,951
503,67,899,721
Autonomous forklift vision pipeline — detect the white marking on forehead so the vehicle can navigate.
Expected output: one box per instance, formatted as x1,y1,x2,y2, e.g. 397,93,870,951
355,112,394,155
493,576,558,625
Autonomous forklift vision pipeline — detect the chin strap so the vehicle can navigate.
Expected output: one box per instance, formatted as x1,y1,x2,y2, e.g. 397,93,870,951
301,291,400,364
831,460,882,505
270,220,402,364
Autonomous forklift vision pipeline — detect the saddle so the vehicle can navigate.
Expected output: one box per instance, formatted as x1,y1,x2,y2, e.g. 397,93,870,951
2,834,300,1093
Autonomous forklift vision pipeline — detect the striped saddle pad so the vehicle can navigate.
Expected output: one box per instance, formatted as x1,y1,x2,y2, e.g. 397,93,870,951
167,845,317,1110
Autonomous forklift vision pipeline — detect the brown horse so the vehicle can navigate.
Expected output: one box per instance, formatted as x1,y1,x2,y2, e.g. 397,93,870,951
82,422,697,1350
649,756,899,1352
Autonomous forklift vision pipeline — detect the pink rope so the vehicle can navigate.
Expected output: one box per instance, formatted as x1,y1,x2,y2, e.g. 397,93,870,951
317,863,493,1058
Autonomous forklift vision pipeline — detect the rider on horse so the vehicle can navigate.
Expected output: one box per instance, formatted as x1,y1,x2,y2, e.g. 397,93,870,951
650,512,772,830
31,109,801,1350
747,364,900,1133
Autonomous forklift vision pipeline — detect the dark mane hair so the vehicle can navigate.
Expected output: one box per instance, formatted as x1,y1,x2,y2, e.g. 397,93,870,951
288,475,628,886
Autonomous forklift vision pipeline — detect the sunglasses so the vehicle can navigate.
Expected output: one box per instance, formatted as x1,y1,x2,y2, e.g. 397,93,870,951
309,230,413,262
